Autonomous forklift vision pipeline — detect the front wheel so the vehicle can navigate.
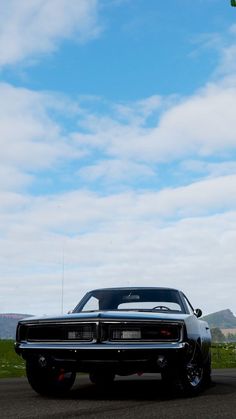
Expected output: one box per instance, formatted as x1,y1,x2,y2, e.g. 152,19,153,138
162,347,208,397
26,360,76,396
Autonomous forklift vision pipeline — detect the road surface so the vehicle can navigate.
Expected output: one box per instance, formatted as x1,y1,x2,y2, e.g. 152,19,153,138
0,370,236,418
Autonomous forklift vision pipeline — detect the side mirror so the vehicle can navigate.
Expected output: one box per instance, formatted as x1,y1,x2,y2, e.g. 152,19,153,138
67,310,73,314
194,308,202,318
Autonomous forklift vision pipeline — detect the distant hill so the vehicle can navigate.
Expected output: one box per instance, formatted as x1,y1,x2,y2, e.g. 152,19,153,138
0,313,32,339
202,309,236,329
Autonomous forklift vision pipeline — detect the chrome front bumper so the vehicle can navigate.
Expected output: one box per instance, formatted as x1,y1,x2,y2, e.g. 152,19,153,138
16,341,187,351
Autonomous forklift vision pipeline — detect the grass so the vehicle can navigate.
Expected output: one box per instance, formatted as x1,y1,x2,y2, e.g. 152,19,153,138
0,340,236,378
211,343,236,369
0,340,25,378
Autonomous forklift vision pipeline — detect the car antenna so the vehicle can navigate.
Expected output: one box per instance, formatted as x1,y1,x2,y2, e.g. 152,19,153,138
61,239,65,314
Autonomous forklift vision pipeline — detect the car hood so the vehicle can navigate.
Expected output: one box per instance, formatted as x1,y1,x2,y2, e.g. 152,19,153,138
19,310,191,324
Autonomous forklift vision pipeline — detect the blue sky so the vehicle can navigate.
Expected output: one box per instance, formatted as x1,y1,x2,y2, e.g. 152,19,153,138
2,0,234,99
0,0,236,315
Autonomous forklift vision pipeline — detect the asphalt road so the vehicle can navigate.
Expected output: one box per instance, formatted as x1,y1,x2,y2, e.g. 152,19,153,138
0,370,236,419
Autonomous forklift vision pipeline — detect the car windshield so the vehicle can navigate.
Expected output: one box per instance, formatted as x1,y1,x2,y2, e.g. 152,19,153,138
74,288,185,313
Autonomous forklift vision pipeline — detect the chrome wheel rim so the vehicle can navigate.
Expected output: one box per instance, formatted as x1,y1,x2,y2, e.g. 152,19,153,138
186,363,203,387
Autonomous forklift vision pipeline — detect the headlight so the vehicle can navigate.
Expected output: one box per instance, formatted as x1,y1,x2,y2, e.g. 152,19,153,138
112,329,141,340
67,325,93,341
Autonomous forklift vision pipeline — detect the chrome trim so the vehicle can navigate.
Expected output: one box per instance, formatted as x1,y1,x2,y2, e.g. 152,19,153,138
16,342,187,350
20,321,98,326
18,320,184,327
18,320,184,344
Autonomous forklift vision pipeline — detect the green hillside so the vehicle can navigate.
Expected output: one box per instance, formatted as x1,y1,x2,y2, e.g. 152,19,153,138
202,309,236,328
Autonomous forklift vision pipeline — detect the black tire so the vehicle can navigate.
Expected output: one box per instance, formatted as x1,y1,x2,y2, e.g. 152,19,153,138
89,371,115,387
202,352,212,388
162,346,207,397
26,360,76,396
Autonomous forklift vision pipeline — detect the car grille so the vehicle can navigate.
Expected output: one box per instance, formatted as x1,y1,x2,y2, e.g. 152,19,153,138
18,323,95,342
103,323,181,342
18,321,182,343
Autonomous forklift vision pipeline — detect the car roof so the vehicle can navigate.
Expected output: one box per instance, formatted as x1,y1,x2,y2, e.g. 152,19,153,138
89,287,181,293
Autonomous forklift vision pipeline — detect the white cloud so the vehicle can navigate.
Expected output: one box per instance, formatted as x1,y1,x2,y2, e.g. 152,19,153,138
180,160,236,178
192,24,236,83
0,83,84,191
114,95,163,125
0,0,101,67
1,174,233,237
3,78,235,194
73,82,236,164
212,24,236,77
1,172,234,238
78,159,155,182
0,165,32,191
1,191,236,315
151,83,236,157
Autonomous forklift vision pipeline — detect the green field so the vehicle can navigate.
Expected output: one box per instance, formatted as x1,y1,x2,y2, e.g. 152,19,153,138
0,340,236,378
211,343,236,369
0,340,25,378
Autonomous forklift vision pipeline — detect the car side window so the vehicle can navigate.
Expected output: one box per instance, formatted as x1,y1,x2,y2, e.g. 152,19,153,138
81,296,99,312
182,294,194,314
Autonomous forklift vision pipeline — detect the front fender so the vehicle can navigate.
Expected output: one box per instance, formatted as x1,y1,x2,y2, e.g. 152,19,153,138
184,315,211,361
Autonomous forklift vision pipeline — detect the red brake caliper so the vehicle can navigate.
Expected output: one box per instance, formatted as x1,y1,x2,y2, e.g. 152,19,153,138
58,369,65,381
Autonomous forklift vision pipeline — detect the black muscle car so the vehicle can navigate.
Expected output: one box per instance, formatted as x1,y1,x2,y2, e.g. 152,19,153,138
15,287,211,397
